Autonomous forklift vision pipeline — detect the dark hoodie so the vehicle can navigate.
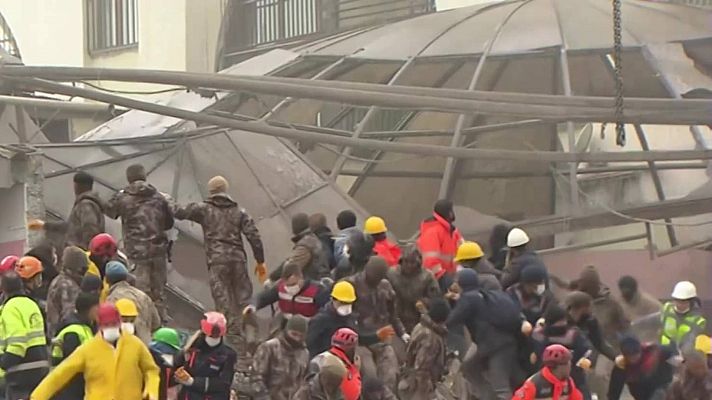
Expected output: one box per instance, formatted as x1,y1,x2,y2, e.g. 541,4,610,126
25,242,58,301
105,181,174,260
175,193,264,265
45,190,105,251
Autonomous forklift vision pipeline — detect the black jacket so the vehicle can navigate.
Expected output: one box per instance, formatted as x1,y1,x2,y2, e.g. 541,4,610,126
608,344,675,400
501,250,543,289
150,344,180,400
177,336,237,400
51,313,94,400
573,315,617,361
306,304,380,359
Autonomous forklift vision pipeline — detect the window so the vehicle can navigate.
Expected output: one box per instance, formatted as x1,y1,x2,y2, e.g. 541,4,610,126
86,0,138,53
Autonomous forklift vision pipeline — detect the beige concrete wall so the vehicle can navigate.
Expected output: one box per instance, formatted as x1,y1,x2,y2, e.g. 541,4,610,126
0,0,85,66
185,0,224,73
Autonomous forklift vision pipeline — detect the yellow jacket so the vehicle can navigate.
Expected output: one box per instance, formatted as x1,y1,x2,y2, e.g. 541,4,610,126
85,251,110,302
31,332,159,400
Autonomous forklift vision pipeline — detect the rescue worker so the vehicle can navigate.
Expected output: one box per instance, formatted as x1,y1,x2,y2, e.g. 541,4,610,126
507,262,555,325
104,261,160,344
175,312,236,400
0,256,17,275
309,328,362,400
86,232,120,301
364,216,401,268
334,209,361,264
501,227,543,289
104,163,174,320
417,199,463,292
24,242,58,301
50,292,99,400
531,305,593,399
306,280,394,358
0,272,49,400
346,256,406,391
285,213,330,280
293,353,347,400
15,256,44,301
512,344,584,400
488,223,512,271
310,213,336,270
28,171,105,250
245,262,330,321
660,281,706,353
398,298,450,400
617,275,661,323
447,269,529,400
174,175,267,353
46,246,88,335
31,303,160,400
332,231,375,281
251,315,310,400
115,298,140,336
666,350,711,400
149,327,182,400
387,245,441,333
608,336,677,400
80,274,103,298
565,291,617,361
455,241,502,290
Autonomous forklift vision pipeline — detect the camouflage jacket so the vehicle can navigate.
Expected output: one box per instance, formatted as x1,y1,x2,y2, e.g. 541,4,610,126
346,272,406,337
106,281,161,344
44,191,105,250
104,181,174,260
251,335,309,400
174,194,264,265
403,317,448,388
387,267,441,333
292,378,344,400
289,231,330,280
45,273,82,336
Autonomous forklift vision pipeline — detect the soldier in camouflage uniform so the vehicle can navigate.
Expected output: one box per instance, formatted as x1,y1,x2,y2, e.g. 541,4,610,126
346,256,406,392
105,261,161,344
174,176,266,366
30,172,105,250
45,246,89,336
250,315,309,400
104,164,174,320
286,213,330,281
387,245,441,333
398,298,450,400
292,353,346,400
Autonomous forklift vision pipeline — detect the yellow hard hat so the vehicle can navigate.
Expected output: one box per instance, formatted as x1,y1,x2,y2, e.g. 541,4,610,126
695,334,712,355
454,241,484,262
331,281,357,303
115,298,139,317
364,216,388,235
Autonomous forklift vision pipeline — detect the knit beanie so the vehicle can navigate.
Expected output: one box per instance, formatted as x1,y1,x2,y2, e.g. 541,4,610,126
285,315,309,335
125,164,147,183
291,213,310,236
564,291,593,310
207,176,228,194
544,304,568,325
105,261,129,284
520,262,548,283
428,298,451,324
320,353,347,384
62,246,89,275
457,269,479,292
434,199,454,219
81,274,103,293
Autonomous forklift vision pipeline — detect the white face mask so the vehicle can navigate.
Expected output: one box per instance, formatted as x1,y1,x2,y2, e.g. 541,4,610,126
336,304,352,316
121,322,135,335
536,284,546,296
284,284,300,295
102,327,121,342
205,336,221,347
161,354,175,366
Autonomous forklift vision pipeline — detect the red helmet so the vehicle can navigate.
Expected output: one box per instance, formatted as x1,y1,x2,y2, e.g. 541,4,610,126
200,312,227,338
331,328,359,351
97,303,121,327
0,256,18,274
89,233,118,257
543,344,572,366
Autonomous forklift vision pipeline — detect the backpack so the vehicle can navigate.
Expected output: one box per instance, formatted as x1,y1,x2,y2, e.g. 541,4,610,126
478,289,523,333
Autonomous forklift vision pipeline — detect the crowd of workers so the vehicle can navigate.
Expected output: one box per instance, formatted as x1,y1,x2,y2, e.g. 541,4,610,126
0,164,708,400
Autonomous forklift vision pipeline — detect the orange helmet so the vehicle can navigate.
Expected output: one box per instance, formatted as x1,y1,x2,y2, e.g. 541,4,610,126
15,256,43,279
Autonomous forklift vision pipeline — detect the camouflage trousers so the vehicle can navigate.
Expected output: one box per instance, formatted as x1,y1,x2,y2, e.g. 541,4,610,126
356,343,399,392
133,256,168,321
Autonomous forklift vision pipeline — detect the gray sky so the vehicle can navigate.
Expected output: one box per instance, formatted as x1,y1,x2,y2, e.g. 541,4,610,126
436,0,498,10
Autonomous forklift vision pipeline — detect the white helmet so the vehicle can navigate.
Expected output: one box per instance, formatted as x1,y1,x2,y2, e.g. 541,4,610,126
671,281,697,300
507,228,530,248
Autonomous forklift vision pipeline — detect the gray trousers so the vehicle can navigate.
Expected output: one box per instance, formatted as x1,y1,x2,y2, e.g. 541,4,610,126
463,345,524,400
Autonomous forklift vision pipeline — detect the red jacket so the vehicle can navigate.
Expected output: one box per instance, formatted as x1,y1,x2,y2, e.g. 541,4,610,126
374,239,401,267
329,347,361,400
417,213,463,279
512,367,583,400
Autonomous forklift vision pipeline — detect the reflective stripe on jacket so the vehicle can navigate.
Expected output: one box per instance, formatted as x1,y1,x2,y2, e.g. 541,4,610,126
417,213,463,279
0,295,49,386
51,323,93,360
660,302,706,351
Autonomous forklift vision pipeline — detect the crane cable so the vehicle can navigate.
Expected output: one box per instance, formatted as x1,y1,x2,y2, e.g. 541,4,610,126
613,0,626,146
